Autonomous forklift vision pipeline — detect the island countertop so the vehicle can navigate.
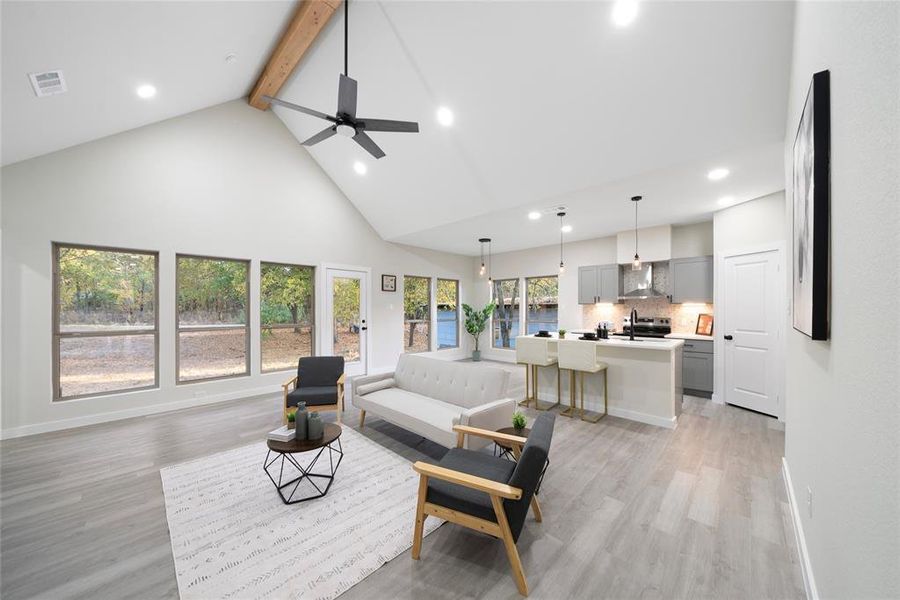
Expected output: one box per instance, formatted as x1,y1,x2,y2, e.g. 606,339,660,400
524,333,684,351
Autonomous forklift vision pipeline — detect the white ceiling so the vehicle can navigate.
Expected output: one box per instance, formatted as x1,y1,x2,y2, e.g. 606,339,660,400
2,1,794,257
1,1,296,166
275,0,794,254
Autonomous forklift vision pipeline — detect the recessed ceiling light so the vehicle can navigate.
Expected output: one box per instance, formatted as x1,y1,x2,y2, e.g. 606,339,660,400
561,225,573,233
225,53,238,64
353,160,367,175
611,0,639,28
717,195,735,206
436,106,454,127
136,84,157,99
528,211,541,220
707,167,730,181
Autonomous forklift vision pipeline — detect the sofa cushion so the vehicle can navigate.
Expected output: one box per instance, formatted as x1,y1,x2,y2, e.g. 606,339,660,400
354,387,460,448
426,448,517,523
287,385,338,408
393,354,509,410
356,378,395,396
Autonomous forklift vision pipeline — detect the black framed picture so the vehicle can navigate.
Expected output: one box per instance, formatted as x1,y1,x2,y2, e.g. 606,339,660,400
791,69,830,340
381,274,396,292
695,314,714,337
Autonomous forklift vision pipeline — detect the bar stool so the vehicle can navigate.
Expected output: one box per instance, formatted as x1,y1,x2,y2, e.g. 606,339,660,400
515,336,560,411
556,339,608,422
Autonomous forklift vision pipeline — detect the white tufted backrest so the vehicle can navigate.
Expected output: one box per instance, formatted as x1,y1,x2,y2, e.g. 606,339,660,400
557,339,604,373
516,336,558,366
393,354,510,409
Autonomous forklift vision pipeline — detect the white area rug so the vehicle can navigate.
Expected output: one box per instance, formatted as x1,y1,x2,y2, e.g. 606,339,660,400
160,427,443,599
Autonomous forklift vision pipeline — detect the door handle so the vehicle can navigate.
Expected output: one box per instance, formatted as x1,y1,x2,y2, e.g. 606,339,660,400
724,335,733,340
361,327,368,331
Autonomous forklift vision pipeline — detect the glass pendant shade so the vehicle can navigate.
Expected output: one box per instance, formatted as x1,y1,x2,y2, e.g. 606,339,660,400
632,254,642,271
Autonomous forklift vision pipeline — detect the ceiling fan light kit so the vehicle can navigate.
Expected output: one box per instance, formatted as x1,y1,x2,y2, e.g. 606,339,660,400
262,0,419,159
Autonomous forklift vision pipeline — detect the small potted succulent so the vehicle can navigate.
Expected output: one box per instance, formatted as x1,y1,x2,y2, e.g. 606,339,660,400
558,328,567,339
512,410,527,434
286,409,296,430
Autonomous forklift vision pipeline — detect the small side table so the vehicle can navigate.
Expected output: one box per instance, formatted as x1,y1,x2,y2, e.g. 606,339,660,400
264,423,343,504
493,426,549,494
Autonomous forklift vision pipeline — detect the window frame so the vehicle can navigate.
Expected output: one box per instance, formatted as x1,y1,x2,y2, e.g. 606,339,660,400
259,261,316,374
525,275,559,334
491,277,521,350
176,253,251,384
402,274,433,354
52,242,160,401
436,278,460,350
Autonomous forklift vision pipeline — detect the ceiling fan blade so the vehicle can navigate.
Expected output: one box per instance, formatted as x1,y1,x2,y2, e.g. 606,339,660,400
302,126,337,146
337,74,357,119
263,96,336,122
357,118,419,133
353,131,386,159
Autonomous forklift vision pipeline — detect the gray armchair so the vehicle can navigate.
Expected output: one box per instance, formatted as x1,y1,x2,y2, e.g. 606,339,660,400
411,412,555,596
282,356,345,424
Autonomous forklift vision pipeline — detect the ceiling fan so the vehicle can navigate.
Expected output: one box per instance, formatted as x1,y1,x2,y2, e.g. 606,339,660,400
263,0,419,159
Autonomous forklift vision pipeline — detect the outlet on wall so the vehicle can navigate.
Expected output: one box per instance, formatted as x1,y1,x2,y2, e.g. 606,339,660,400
806,486,813,518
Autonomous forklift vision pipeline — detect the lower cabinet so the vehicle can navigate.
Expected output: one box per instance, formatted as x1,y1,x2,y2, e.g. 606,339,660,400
680,339,713,397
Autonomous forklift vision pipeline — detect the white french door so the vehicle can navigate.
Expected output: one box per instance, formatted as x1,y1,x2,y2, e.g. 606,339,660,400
723,249,781,417
324,268,368,377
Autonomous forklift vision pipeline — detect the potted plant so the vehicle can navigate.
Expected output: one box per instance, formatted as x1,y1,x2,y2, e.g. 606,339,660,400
286,409,296,430
462,301,496,362
558,328,567,339
512,410,527,433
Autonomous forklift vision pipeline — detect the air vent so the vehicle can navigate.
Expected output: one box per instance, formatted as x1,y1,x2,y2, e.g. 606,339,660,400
29,70,67,97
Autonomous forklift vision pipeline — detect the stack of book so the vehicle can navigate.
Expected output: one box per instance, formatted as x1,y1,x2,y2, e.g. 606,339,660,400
267,425,294,442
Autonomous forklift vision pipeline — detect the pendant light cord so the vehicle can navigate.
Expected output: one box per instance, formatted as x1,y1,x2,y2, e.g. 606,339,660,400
634,200,639,256
344,0,349,76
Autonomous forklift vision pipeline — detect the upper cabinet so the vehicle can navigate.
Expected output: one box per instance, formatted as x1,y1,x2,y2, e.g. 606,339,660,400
670,256,713,303
578,264,622,304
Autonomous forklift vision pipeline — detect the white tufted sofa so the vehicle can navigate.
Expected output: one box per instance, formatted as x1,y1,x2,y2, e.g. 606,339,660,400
351,354,514,450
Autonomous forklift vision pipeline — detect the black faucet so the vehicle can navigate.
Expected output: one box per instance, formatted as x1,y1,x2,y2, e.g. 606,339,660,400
629,307,638,341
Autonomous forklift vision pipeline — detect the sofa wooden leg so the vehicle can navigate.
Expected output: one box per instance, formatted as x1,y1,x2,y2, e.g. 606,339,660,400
491,496,529,596
359,410,366,429
412,475,428,560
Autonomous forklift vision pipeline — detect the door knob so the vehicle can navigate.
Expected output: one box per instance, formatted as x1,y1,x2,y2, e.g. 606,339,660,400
724,334,733,340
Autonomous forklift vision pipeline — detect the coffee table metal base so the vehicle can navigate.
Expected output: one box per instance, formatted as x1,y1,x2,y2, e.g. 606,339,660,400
264,438,343,504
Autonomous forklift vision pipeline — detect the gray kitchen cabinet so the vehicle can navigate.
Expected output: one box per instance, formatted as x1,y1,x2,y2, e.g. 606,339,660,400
680,338,713,396
670,256,714,303
578,264,622,304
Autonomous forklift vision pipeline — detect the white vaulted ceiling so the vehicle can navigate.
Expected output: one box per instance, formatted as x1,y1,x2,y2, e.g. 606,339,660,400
274,1,794,254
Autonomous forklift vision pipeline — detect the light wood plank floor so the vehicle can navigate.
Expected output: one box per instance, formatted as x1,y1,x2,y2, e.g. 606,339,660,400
0,361,805,599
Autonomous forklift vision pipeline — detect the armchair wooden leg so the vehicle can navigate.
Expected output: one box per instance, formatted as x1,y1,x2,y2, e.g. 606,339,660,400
530,496,543,523
412,475,428,560
359,409,366,429
491,496,529,596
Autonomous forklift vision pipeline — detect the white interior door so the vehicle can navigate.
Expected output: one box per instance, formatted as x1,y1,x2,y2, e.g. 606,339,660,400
723,250,781,416
324,269,368,377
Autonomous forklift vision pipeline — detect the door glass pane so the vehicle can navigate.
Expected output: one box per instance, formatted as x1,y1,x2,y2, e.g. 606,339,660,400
332,277,361,363
59,334,155,397
178,329,247,381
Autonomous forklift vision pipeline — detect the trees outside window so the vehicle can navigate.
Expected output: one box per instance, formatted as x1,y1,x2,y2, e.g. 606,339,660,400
53,244,158,400
261,262,315,372
177,255,249,382
526,276,559,334
403,276,431,353
492,278,520,349
437,279,459,349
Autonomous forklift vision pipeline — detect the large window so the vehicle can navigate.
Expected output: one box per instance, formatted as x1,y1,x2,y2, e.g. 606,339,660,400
177,255,249,383
437,278,459,349
53,244,158,400
492,278,520,349
403,275,431,353
526,276,559,334
260,262,315,372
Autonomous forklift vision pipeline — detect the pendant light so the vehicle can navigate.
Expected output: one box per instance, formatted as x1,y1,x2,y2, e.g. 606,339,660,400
478,237,493,283
558,211,567,275
631,195,643,271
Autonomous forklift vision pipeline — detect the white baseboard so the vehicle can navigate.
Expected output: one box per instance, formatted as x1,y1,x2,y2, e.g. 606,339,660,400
0,384,280,440
607,406,678,429
782,457,818,600
711,392,724,405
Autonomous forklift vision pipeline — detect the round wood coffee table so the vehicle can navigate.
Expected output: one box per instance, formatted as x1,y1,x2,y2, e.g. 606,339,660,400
264,423,343,504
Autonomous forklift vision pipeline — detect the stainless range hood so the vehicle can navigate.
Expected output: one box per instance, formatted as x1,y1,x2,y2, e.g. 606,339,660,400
618,263,668,300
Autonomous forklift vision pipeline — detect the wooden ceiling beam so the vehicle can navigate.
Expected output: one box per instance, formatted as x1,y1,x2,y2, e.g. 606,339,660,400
248,0,342,110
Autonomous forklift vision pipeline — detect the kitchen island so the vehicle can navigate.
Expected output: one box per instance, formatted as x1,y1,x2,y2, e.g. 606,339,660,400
518,333,684,428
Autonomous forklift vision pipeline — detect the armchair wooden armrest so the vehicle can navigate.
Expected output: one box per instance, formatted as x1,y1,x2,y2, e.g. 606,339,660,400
337,373,345,385
413,461,522,500
452,425,527,449
282,375,298,393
